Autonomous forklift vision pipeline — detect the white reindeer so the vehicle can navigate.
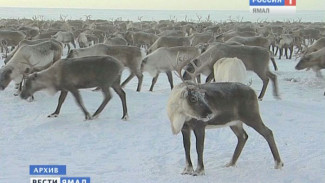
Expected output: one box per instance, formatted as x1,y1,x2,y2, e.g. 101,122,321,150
213,57,247,84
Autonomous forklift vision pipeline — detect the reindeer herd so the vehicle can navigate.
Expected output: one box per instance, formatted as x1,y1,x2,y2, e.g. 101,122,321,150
0,16,325,176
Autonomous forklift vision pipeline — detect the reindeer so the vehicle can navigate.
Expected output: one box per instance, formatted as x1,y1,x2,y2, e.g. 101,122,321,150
3,38,59,64
295,47,325,78
18,26,40,39
183,43,279,100
124,31,158,47
148,36,191,53
215,31,256,42
141,46,202,91
67,44,145,91
77,32,95,48
0,40,62,96
301,28,321,45
166,58,283,175
0,30,26,54
213,57,247,84
32,30,60,40
52,31,76,53
226,36,270,49
20,56,128,120
276,34,294,60
103,36,128,46
302,37,325,55
190,32,215,46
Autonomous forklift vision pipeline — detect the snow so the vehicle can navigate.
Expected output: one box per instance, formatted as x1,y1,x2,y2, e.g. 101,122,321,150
1,52,325,183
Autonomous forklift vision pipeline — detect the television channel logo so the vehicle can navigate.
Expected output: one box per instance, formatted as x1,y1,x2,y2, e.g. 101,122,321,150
29,165,90,183
250,0,296,14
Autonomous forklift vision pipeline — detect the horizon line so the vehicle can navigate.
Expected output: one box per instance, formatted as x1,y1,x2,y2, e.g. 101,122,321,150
0,6,324,11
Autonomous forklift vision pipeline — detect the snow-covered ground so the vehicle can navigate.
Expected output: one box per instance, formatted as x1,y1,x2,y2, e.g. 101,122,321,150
0,52,325,183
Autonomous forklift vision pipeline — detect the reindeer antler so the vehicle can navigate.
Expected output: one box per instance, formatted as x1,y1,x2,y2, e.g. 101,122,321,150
185,53,214,83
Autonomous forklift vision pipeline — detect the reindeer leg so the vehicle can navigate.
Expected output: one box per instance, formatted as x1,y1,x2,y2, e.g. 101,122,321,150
246,117,283,169
112,81,128,120
274,46,278,55
70,89,92,120
92,86,112,119
121,73,135,88
315,70,323,78
226,124,248,167
165,71,173,90
181,124,194,175
48,90,68,118
285,48,288,59
267,71,280,99
65,44,70,55
205,73,214,83
72,41,76,48
256,74,269,101
196,75,201,84
135,72,143,92
193,123,206,176
271,58,278,71
149,73,159,92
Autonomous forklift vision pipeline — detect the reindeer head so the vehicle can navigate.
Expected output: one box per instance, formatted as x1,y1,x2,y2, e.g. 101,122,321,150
20,72,40,100
167,52,214,134
295,54,313,70
167,82,213,134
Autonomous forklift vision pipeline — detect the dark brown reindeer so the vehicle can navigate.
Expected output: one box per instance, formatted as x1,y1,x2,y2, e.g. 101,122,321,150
20,56,128,120
167,56,283,176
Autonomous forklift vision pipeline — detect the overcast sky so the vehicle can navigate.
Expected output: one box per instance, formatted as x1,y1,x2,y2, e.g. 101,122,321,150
0,0,324,10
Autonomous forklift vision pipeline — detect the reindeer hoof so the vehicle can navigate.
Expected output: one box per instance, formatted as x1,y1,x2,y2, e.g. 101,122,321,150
48,113,59,118
275,161,284,169
121,114,129,121
92,114,99,119
27,97,34,102
225,162,236,168
85,114,93,120
181,166,194,175
192,169,205,176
